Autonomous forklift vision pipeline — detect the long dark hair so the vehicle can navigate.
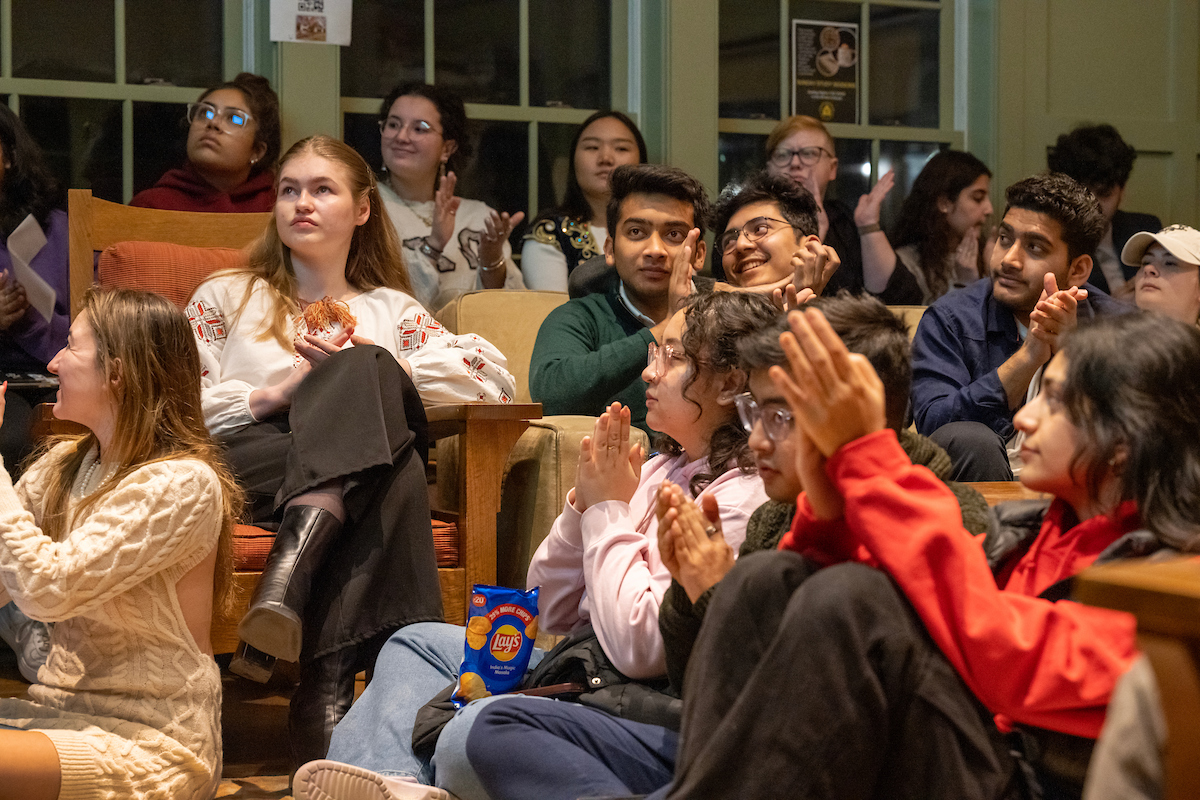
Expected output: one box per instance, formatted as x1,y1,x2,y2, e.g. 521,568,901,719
657,291,778,494
892,149,991,299
1062,313,1200,551
379,82,472,178
539,110,647,225
197,72,281,177
0,104,60,240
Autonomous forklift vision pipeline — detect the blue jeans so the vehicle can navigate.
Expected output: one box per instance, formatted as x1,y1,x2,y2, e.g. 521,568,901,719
326,621,544,800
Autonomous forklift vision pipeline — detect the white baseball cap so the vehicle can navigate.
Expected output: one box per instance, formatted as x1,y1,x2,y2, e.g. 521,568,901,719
1121,224,1200,267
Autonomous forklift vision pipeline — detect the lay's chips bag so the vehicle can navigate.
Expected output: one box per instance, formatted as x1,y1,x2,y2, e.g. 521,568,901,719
452,584,540,708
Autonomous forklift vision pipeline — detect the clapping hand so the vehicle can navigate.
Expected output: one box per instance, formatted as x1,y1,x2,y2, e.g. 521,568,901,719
428,170,463,252
0,272,29,331
1028,272,1086,361
479,208,526,268
572,403,644,512
853,169,895,229
655,481,734,602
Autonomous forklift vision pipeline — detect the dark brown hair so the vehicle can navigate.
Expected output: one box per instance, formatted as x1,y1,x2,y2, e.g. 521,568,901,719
199,72,281,176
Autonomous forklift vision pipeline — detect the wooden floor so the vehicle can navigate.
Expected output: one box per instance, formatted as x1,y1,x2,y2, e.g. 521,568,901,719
0,648,297,799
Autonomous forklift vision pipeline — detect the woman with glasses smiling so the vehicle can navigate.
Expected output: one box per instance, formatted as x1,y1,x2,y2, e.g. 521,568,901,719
131,72,281,213
375,83,526,311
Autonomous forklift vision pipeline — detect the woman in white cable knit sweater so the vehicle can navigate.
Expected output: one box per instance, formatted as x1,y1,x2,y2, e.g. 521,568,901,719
0,287,241,800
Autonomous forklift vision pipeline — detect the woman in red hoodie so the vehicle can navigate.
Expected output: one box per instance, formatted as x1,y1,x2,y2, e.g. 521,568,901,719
663,309,1200,800
130,73,280,213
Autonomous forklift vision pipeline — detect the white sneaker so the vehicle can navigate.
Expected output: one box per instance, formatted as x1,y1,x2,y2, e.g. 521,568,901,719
0,601,49,683
293,760,455,800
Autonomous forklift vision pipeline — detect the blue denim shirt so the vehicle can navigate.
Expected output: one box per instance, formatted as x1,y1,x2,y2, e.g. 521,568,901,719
911,277,1134,439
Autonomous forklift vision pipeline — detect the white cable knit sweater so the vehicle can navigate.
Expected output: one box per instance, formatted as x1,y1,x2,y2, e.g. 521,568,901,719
0,443,225,800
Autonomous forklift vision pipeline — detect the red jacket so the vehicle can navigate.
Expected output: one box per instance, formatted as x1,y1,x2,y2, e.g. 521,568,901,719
130,163,275,213
778,429,1140,739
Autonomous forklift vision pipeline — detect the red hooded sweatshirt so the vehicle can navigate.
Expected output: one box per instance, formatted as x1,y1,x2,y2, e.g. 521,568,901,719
778,429,1140,740
130,162,275,213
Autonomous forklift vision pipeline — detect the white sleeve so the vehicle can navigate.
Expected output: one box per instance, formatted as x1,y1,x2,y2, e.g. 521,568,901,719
525,494,588,634
188,283,257,435
520,238,569,292
394,311,518,403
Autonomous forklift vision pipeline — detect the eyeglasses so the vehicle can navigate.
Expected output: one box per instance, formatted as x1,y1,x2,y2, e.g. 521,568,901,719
378,117,442,138
187,101,252,132
768,146,833,168
734,392,794,443
646,342,688,380
716,217,798,255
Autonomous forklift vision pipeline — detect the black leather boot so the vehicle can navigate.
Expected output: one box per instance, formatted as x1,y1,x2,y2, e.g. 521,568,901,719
238,504,342,662
288,645,358,768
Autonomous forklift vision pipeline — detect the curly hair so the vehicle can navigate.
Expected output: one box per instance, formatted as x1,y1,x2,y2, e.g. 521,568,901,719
1004,173,1106,262
1047,124,1137,194
199,72,281,176
1061,313,1200,551
656,291,779,494
0,104,60,239
711,170,819,280
379,82,472,178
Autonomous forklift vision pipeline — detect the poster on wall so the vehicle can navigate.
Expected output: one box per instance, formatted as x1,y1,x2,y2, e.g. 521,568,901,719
791,19,859,124
270,0,352,45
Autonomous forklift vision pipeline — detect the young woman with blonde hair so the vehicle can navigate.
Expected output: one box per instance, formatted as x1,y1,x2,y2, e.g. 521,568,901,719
0,287,241,800
188,134,515,763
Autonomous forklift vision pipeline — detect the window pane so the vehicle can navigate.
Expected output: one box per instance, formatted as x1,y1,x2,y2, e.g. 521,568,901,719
869,7,939,128
341,0,425,99
434,0,520,105
14,0,115,82
22,97,123,201
718,132,767,193
827,137,871,216
133,103,189,196
878,140,948,229
126,1,222,87
455,119,529,245
529,0,610,109
344,112,385,176
719,0,779,119
535,122,578,218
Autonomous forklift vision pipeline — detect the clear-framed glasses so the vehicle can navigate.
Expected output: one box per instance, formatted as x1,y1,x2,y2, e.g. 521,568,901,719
768,145,833,168
186,101,252,132
647,341,688,379
734,392,794,443
378,117,442,138
716,216,798,255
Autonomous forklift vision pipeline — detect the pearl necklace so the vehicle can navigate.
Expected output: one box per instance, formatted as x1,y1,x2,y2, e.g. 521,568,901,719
78,457,108,494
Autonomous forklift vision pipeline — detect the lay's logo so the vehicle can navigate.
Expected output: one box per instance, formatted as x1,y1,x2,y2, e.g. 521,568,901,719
489,624,524,662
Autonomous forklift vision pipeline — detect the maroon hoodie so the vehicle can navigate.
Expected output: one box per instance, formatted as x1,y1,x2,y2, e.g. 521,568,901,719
130,162,275,213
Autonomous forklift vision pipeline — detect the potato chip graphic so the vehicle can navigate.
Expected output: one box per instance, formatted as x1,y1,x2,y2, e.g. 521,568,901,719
524,619,539,641
466,630,487,650
467,615,492,634
458,671,491,702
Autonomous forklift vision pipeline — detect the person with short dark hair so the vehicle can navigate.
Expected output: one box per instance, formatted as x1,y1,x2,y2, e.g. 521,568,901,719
375,82,526,310
131,72,280,213
529,163,710,433
1047,123,1162,298
522,111,647,291
912,172,1133,481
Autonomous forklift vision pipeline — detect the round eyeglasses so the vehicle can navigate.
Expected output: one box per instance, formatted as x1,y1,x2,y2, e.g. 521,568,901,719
768,146,833,168
378,117,442,138
187,101,252,132
716,216,798,256
647,341,688,380
734,392,794,443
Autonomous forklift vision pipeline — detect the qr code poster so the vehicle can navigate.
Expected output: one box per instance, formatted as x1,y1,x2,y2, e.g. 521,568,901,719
270,0,351,46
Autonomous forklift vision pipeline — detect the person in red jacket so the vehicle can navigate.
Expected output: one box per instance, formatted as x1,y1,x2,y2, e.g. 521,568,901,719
130,73,280,213
663,308,1200,800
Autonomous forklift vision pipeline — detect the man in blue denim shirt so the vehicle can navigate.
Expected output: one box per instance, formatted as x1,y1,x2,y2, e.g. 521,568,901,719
912,173,1134,480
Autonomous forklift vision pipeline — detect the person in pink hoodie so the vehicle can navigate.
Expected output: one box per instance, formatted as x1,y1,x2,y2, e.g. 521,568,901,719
130,72,280,213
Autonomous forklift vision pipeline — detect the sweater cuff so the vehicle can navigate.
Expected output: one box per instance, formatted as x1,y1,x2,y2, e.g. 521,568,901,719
40,731,103,800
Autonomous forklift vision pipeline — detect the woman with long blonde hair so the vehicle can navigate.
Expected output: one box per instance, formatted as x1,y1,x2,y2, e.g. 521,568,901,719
189,134,515,764
0,287,241,800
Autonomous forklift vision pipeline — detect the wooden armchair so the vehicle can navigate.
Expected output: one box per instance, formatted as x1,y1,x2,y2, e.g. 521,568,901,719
63,189,538,650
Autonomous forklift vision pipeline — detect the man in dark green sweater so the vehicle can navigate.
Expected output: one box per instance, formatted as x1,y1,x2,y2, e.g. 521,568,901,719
529,164,711,433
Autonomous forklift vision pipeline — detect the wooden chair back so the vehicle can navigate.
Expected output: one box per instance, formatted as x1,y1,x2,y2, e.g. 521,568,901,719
67,189,271,317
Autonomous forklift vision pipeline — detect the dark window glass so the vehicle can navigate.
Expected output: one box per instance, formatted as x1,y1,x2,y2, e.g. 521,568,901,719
826,136,872,216
718,132,767,192
529,0,610,109
719,0,779,119
22,96,123,201
340,0,425,99
535,122,579,218
125,1,223,87
13,0,115,82
434,0,520,105
456,119,529,245
878,140,948,230
344,112,385,176
869,7,939,128
132,103,190,195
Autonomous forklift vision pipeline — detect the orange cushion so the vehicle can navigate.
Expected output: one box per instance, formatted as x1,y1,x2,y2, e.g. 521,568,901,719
231,519,460,573
98,241,248,310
